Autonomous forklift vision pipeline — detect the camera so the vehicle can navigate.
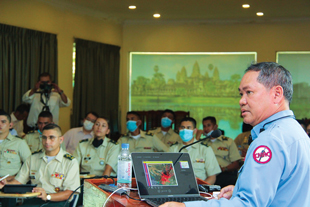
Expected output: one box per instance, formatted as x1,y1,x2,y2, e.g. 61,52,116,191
40,81,53,93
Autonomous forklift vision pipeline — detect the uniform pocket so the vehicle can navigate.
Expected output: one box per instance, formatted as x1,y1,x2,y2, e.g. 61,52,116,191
3,152,20,169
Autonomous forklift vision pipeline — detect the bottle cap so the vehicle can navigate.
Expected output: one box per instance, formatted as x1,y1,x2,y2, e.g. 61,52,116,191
121,143,129,149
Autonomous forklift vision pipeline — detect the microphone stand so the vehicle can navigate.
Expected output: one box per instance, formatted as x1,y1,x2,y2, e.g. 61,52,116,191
179,137,209,152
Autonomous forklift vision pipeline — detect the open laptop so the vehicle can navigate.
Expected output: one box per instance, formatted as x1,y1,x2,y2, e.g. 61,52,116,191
132,152,208,207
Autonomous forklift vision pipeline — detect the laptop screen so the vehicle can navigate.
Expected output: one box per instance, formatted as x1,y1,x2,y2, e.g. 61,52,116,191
132,152,199,197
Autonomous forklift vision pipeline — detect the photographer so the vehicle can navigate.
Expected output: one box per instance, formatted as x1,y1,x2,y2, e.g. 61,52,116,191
22,72,71,128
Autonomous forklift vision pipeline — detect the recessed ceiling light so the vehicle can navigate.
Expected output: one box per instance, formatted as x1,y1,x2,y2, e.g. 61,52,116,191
153,13,161,18
128,5,136,9
256,12,264,16
242,4,250,8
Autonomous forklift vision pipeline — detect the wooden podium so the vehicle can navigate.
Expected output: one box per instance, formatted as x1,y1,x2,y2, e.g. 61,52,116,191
83,178,209,207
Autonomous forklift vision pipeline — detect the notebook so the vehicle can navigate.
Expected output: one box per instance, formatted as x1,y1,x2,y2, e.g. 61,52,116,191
132,152,208,207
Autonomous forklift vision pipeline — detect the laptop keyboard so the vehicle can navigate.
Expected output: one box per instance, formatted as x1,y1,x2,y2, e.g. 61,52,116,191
146,196,208,207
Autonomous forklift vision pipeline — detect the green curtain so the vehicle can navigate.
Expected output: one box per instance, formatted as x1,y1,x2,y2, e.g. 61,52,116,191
0,23,58,113
72,38,120,139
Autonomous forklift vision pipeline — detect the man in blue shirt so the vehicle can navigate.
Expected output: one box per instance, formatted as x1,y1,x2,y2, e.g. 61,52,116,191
160,62,310,207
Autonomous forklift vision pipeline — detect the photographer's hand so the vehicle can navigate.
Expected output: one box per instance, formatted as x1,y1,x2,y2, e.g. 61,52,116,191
52,83,68,103
52,83,61,93
29,81,41,96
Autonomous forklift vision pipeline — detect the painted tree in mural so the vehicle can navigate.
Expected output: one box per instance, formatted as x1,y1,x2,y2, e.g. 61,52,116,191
151,65,166,89
135,76,150,93
213,67,220,81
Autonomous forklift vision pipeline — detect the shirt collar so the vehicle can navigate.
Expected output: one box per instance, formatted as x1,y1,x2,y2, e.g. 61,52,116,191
7,133,15,141
40,148,66,162
251,110,294,140
90,137,109,147
167,128,174,135
130,130,145,138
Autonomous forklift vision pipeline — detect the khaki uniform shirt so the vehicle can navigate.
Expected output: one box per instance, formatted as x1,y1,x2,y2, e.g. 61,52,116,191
204,135,241,167
0,133,31,176
118,130,168,153
169,142,221,180
15,148,80,193
74,137,120,176
234,131,251,151
24,130,65,153
24,130,42,153
148,127,182,147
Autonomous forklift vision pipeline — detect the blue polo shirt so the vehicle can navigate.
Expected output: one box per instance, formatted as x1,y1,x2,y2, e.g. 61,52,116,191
185,110,310,207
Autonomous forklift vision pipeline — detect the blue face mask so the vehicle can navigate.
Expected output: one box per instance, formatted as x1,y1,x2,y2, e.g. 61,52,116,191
127,120,138,132
161,117,172,128
179,129,194,142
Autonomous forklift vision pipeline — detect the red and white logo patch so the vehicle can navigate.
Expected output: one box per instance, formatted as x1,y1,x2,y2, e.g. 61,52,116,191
253,145,272,164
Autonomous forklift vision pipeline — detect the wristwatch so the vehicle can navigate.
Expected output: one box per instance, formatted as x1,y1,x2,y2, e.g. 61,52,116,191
46,194,51,201
59,90,64,95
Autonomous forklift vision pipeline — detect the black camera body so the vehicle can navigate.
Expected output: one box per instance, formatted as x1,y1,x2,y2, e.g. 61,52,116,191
40,81,53,93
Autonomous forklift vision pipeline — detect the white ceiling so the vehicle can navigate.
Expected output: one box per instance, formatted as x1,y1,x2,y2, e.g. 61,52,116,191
40,0,310,24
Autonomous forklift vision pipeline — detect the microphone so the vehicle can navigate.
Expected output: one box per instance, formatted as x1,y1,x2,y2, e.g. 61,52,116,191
179,129,222,152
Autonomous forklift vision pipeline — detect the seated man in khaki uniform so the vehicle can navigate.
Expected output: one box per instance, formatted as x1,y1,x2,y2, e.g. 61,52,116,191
148,109,182,147
24,111,53,153
1,124,80,207
74,117,120,176
118,111,168,153
169,117,221,184
0,110,31,180
234,122,253,157
201,116,241,188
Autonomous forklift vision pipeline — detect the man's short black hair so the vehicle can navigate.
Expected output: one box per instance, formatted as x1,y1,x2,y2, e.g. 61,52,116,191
85,111,99,119
180,117,196,128
15,104,30,114
162,109,175,120
38,111,53,120
242,122,253,132
42,123,62,135
0,109,11,123
202,116,217,125
38,72,52,81
127,111,141,120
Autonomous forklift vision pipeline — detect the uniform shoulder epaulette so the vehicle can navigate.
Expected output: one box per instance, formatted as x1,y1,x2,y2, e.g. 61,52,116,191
170,142,179,146
32,149,43,155
15,135,22,139
222,136,228,141
123,133,129,137
110,139,118,145
64,154,75,160
146,132,154,136
201,140,209,147
27,130,36,134
79,139,89,143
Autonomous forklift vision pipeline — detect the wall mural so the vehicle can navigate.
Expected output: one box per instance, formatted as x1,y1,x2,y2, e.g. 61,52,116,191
130,52,257,139
277,52,310,119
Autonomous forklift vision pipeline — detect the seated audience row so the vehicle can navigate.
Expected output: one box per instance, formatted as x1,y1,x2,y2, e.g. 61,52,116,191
0,108,244,206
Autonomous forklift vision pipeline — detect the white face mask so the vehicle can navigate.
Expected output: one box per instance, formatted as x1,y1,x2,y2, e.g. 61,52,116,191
83,120,94,131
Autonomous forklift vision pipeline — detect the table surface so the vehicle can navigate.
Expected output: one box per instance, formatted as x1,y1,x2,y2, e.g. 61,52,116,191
0,191,40,198
84,178,210,207
80,174,96,179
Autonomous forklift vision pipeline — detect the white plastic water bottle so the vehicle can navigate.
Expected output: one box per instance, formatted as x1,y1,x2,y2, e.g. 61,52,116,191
117,143,132,190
